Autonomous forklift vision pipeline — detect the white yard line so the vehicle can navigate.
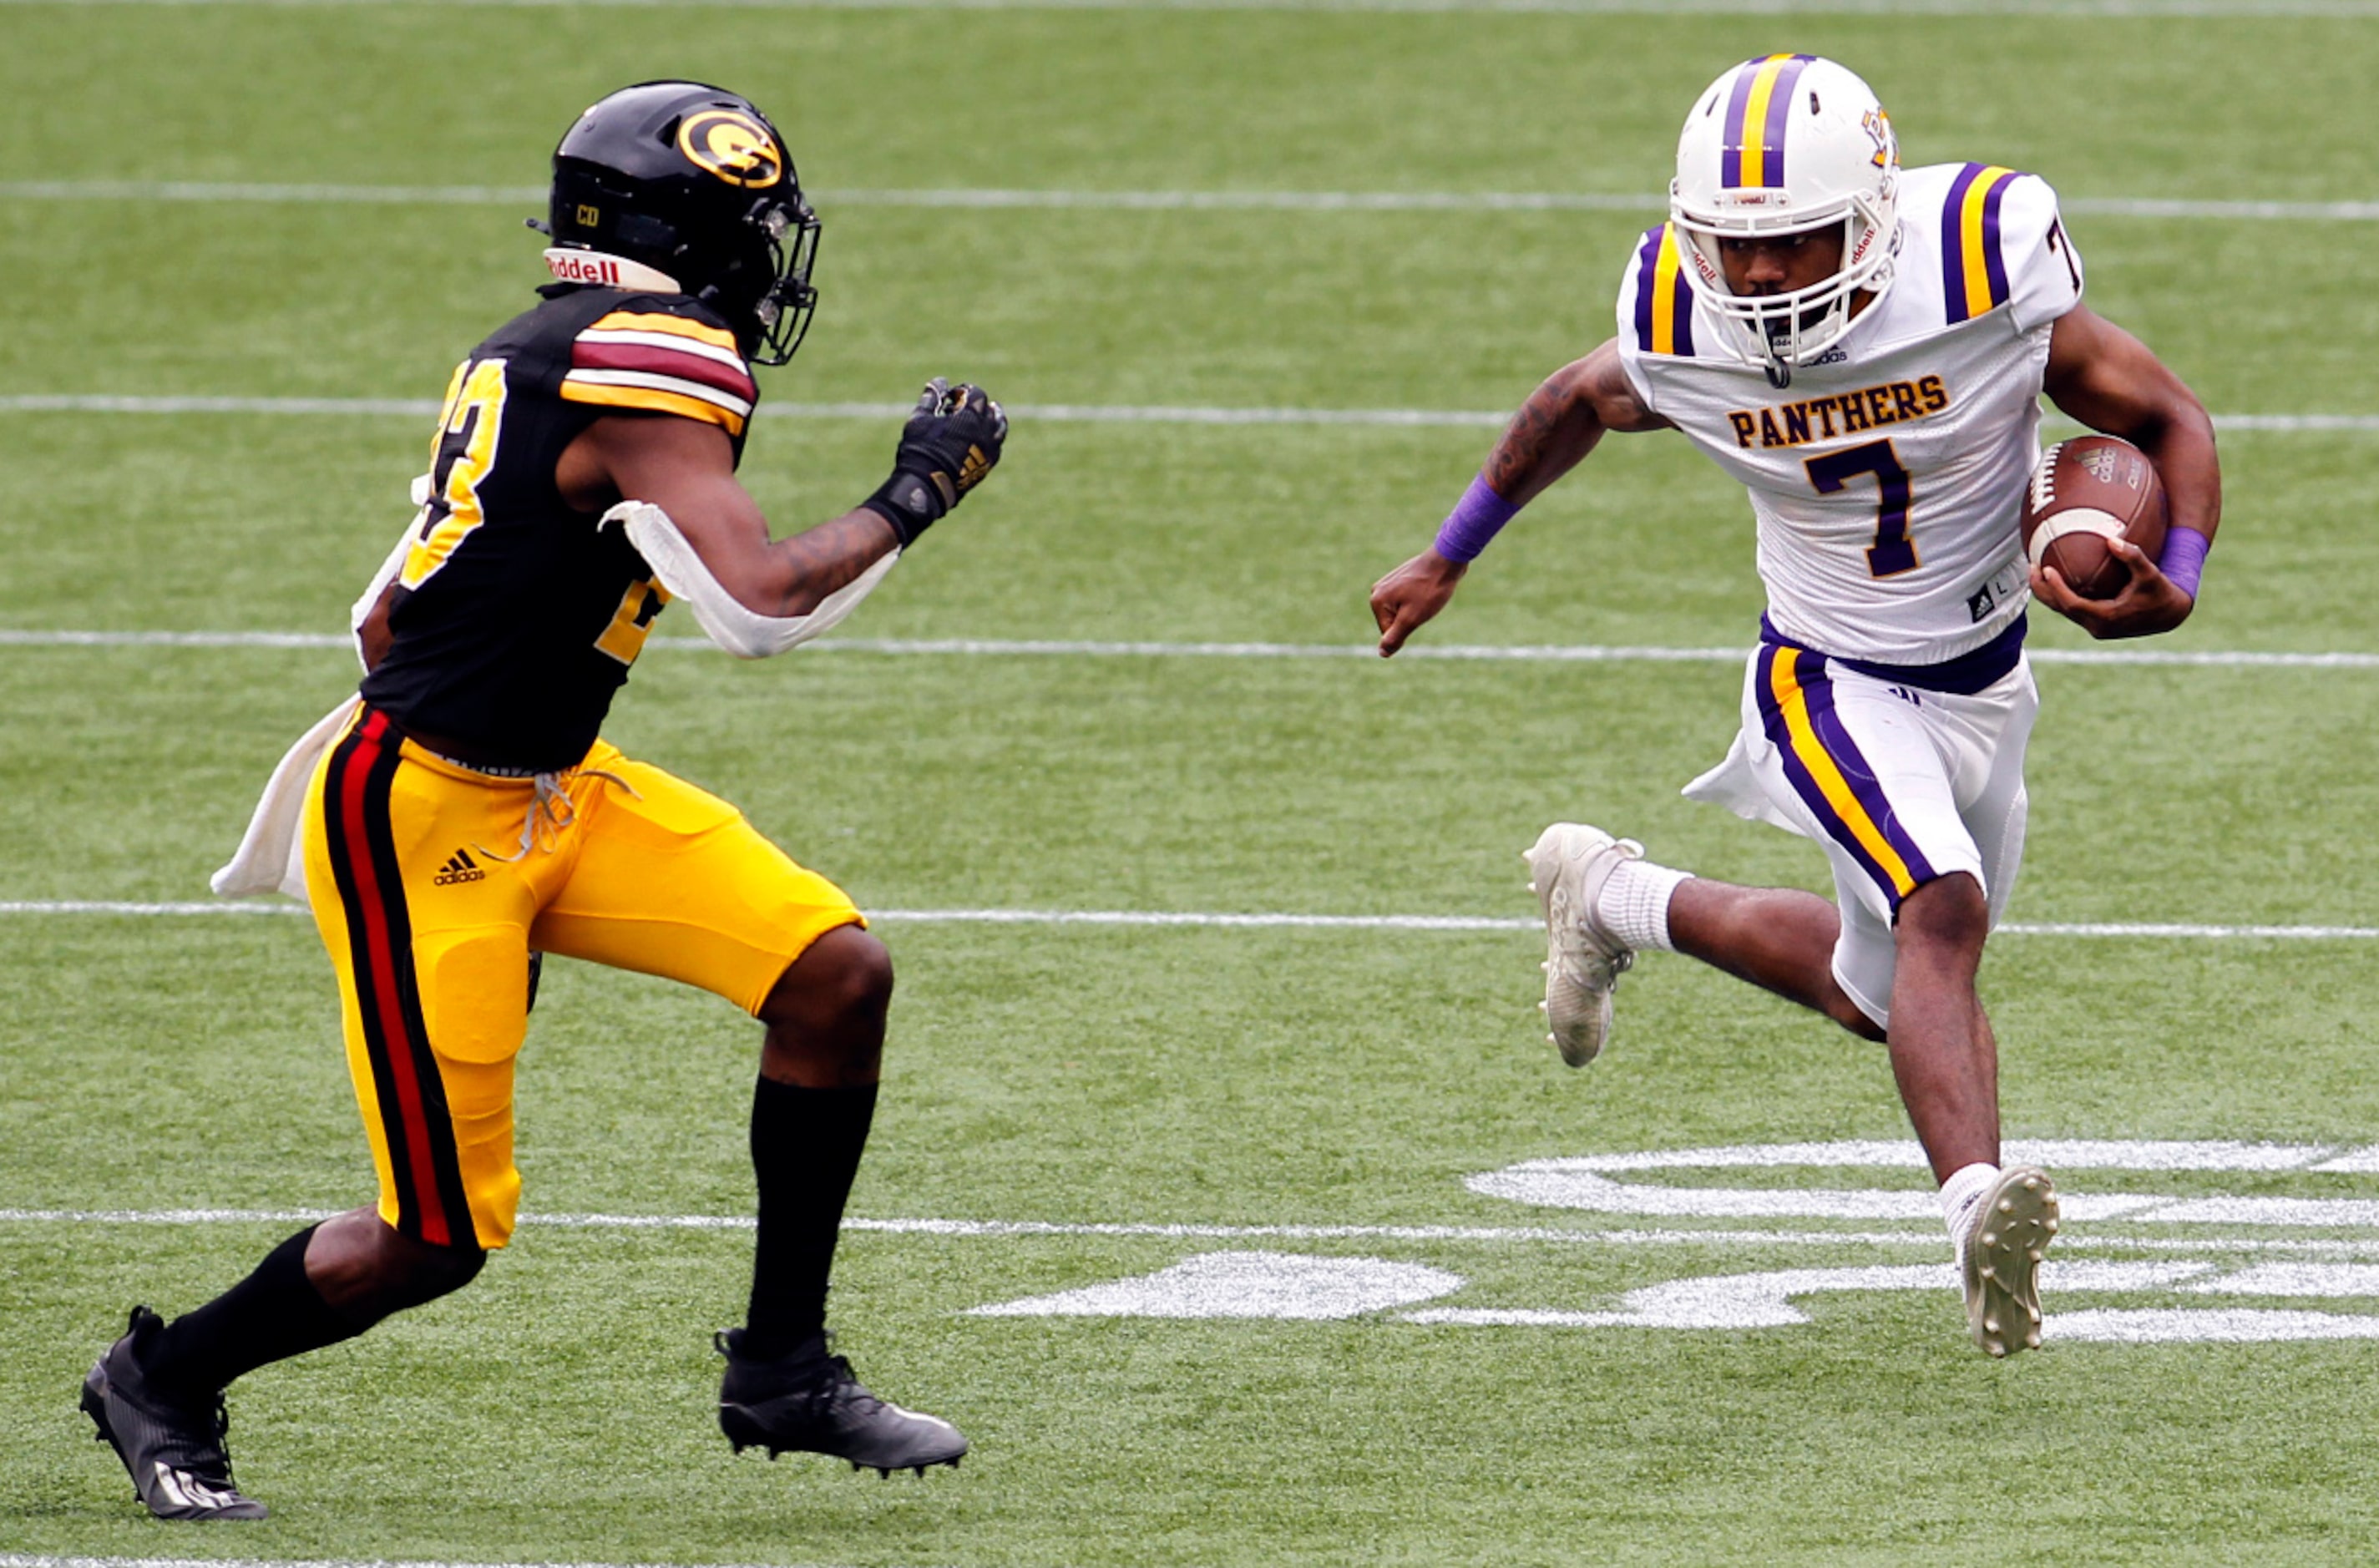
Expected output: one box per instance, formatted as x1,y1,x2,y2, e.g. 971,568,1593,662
0,901,2370,938
4,626,2377,670
0,1558,874,1568
4,392,2376,434
4,180,2377,222
3,0,2376,15
7,1206,2379,1258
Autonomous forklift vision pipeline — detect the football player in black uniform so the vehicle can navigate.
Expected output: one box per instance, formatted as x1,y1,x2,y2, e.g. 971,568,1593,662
80,82,1005,1520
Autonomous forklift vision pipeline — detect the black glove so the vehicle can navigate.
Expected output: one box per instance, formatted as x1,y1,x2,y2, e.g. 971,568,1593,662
864,377,1008,545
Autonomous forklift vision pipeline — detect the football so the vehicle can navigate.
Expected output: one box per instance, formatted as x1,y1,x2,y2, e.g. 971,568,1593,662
2019,434,2169,600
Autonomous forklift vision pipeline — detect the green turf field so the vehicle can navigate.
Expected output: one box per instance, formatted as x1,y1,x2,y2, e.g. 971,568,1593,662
5,3,2379,1564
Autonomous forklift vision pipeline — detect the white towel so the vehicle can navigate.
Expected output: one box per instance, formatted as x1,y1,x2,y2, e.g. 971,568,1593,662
209,695,360,900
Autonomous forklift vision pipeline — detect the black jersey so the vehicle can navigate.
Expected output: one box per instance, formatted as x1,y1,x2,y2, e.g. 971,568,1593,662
358,285,759,771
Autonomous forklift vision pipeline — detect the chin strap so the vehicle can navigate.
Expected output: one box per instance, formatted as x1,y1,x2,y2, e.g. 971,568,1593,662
601,500,899,660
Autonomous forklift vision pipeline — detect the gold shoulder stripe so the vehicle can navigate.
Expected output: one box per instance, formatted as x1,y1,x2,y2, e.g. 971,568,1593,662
586,311,742,353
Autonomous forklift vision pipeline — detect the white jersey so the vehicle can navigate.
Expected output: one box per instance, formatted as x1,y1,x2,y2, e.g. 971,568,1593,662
1616,163,2085,665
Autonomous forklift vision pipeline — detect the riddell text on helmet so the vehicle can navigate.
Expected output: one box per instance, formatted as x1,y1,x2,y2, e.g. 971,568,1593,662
548,252,628,287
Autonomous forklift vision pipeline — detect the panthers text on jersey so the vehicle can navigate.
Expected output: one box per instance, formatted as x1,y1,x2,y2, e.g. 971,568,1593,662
1616,163,2086,667
357,285,759,771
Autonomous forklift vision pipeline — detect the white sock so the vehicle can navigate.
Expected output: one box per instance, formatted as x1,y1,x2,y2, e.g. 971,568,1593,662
1594,859,1692,953
1939,1161,2002,1266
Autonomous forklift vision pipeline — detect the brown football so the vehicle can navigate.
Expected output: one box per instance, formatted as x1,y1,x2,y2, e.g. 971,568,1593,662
2019,434,2169,601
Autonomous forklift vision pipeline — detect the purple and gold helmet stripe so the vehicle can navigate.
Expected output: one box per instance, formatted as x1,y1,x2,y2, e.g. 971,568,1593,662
1631,224,1697,357
1940,163,2022,324
1756,645,1937,908
1718,53,1818,190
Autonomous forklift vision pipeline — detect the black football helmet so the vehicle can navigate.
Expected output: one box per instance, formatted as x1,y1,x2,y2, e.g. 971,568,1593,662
542,81,822,366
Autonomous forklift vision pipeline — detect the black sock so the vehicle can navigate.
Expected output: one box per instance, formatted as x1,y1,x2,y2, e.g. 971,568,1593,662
742,1078,878,1362
144,1225,365,1395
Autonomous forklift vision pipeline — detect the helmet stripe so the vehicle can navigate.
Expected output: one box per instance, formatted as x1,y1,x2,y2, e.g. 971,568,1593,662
1941,164,2021,322
1722,53,1817,190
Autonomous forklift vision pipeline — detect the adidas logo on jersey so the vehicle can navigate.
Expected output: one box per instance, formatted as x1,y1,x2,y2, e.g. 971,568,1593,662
433,849,486,886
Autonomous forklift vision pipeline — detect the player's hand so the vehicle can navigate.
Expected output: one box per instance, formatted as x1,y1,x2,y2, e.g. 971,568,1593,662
864,377,1009,544
2029,537,2194,640
1369,549,1467,658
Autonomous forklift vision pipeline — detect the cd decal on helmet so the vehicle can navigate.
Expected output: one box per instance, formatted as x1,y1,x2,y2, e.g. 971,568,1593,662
676,110,784,190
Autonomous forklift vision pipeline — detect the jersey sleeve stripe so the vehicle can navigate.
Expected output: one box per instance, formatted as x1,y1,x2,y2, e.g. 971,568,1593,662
1654,225,1693,357
586,309,742,353
572,339,757,401
559,375,751,435
577,327,750,373
1632,224,1696,358
1941,164,2022,324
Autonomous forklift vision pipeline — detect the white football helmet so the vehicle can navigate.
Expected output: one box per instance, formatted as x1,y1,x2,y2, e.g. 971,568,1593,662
1669,55,1901,386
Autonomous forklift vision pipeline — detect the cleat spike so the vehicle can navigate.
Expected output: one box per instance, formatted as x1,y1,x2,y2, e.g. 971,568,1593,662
852,1460,863,1471
1982,1231,1997,1247
914,1464,927,1478
878,1466,892,1479
1526,882,1537,893
1997,1197,2015,1213
2025,1330,2042,1348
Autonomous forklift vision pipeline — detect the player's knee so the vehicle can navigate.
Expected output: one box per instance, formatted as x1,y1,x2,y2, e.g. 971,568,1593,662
762,923,893,1035
1895,873,1989,957
313,1213,488,1324
1830,995,1889,1042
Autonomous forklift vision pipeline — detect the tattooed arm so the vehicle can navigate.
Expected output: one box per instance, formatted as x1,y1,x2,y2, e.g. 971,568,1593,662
1482,339,1671,503
1369,339,1669,655
558,413,898,619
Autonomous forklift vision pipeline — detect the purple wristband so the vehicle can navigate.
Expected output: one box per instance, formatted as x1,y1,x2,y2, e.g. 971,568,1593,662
1432,475,1521,564
2157,525,2209,599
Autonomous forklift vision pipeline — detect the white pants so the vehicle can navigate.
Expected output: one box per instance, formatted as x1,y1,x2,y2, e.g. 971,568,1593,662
1683,642,2039,1029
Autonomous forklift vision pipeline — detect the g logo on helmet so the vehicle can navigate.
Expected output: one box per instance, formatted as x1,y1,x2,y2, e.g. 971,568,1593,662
677,109,784,190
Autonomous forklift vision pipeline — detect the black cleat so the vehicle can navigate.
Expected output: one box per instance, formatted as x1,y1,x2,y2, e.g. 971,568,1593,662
81,1306,268,1520
716,1329,966,1474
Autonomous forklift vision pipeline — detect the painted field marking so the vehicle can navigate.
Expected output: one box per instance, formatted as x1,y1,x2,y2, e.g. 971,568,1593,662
3,627,2376,671
1469,1138,2379,1226
972,1251,1468,1318
14,1201,2379,1258
0,1558,873,1568
0,900,2371,939
4,392,2378,434
951,1140,2379,1342
2,0,2376,17
6,180,2378,223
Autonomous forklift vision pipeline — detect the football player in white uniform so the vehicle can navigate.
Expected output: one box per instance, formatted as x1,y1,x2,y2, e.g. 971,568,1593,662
1369,55,2220,1357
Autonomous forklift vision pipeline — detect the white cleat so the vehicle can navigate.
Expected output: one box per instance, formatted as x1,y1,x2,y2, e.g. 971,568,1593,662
1962,1166,2060,1358
1524,822,1642,1067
